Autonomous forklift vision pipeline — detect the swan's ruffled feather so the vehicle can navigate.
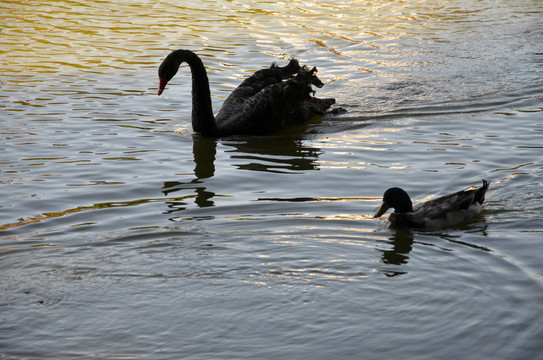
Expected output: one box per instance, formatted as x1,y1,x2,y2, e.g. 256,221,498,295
215,60,334,135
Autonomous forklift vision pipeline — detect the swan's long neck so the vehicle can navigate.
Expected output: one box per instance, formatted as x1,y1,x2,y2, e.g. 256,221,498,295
174,50,218,136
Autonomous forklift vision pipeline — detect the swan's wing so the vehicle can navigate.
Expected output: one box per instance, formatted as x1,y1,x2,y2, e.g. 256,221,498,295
215,64,334,135
215,84,281,134
215,83,305,135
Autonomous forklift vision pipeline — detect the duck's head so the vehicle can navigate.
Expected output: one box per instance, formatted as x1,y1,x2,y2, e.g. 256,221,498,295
374,187,414,217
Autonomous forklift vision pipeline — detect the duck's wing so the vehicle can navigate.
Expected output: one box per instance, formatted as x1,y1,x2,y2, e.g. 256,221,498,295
414,180,490,226
215,62,335,135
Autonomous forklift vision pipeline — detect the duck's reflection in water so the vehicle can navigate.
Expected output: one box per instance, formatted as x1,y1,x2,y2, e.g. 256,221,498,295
378,228,414,277
376,222,490,277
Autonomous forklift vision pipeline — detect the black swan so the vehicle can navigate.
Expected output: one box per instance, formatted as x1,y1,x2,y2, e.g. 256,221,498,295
374,180,490,228
157,49,335,137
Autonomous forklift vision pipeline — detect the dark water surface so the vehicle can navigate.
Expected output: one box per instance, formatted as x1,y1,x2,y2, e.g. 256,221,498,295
1,0,543,358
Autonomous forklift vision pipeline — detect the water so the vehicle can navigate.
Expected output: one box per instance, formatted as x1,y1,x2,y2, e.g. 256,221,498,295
1,0,543,358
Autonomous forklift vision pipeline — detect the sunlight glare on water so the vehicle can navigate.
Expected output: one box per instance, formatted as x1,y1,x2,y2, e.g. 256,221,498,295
1,0,543,359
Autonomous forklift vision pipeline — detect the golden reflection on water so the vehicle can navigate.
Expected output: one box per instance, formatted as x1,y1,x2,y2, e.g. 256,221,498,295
0,194,195,232
0,0,474,74
2,0,166,73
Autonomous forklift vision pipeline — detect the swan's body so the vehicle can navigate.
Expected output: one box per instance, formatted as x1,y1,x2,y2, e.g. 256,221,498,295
158,49,335,137
374,180,490,228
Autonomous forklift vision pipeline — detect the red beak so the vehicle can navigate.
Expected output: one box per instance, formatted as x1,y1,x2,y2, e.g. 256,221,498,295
158,78,168,95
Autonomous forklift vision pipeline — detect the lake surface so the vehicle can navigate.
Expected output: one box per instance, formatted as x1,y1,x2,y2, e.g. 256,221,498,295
1,0,543,358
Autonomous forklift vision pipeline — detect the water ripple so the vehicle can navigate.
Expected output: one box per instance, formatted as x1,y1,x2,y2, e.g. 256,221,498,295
2,0,543,358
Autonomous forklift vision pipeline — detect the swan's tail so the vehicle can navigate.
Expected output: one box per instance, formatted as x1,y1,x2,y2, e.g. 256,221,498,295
296,66,324,88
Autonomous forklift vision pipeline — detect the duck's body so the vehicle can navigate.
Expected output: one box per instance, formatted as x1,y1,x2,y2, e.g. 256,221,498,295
374,180,490,228
157,49,335,137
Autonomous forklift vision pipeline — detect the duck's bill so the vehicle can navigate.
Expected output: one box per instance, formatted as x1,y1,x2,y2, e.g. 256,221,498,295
374,201,390,218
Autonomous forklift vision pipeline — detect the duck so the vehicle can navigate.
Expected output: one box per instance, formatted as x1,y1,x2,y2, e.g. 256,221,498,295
374,180,490,228
157,49,336,137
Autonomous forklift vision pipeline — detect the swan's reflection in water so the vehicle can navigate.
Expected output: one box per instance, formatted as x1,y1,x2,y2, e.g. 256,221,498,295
162,136,217,212
162,135,320,213
223,136,320,174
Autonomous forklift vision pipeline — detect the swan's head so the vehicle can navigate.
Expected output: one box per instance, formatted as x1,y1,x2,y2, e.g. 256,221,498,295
157,53,181,95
